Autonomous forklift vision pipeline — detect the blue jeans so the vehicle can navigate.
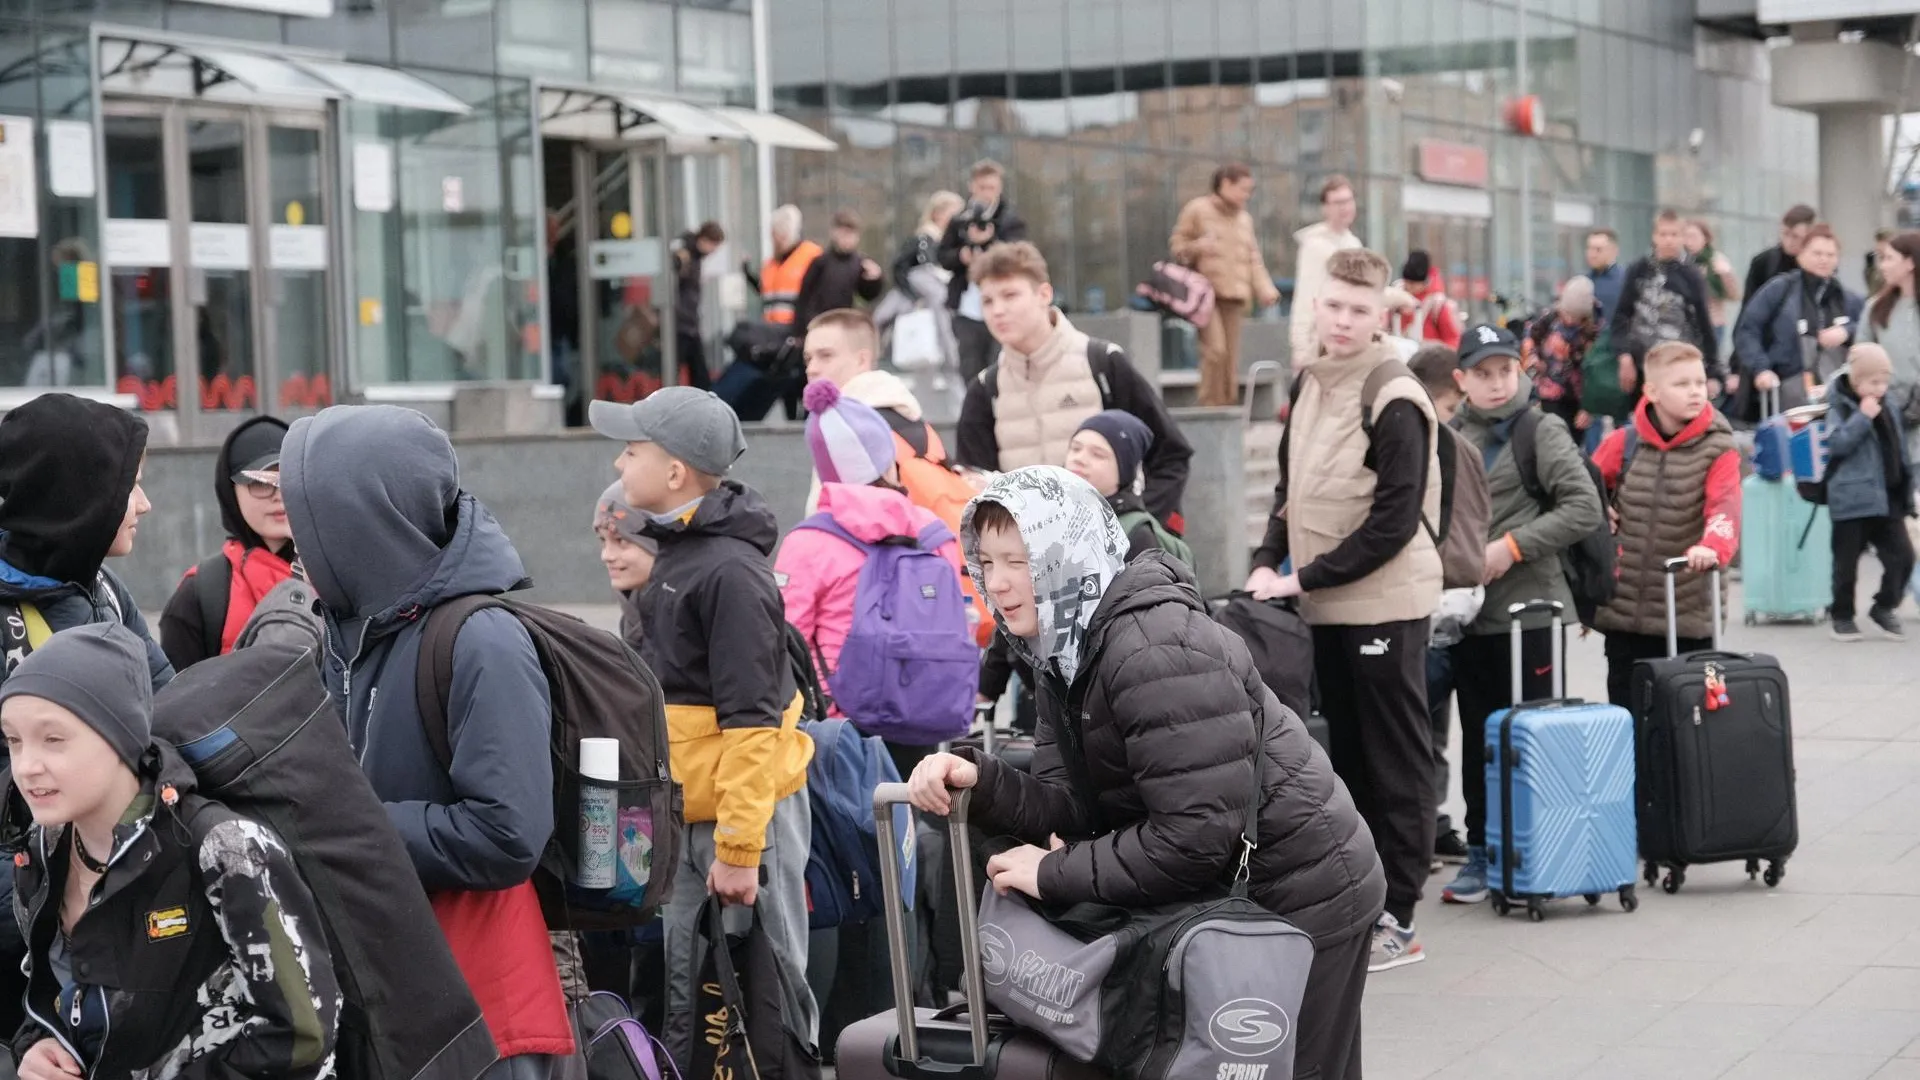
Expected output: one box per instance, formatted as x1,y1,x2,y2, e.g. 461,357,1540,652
1425,641,1455,834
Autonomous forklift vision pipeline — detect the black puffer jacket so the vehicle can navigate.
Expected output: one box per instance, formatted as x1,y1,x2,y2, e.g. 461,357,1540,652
956,553,1385,946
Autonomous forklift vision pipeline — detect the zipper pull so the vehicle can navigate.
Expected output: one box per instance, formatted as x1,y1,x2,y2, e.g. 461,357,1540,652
68,990,81,1027
852,872,861,901
1692,705,1702,726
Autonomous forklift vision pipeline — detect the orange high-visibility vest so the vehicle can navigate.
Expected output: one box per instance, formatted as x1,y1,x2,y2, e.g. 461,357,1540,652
760,241,822,325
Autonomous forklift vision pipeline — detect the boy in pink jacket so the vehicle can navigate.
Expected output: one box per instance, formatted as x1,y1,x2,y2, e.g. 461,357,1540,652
777,380,972,776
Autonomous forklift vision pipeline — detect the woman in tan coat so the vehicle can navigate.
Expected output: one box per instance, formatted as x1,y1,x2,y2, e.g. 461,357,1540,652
1170,163,1280,406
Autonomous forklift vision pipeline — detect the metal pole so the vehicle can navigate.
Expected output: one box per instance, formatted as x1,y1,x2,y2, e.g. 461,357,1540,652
1517,0,1533,309
750,0,775,264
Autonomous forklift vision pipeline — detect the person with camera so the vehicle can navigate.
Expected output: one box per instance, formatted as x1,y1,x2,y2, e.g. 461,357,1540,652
938,158,1029,381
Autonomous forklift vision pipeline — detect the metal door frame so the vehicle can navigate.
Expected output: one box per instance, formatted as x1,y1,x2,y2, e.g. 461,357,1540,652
567,138,680,403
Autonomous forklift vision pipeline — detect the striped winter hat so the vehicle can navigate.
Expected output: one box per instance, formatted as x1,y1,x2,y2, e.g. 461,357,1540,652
592,482,658,554
804,380,896,486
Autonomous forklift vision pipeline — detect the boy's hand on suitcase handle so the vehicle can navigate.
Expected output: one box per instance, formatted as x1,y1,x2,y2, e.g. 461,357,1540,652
907,753,979,816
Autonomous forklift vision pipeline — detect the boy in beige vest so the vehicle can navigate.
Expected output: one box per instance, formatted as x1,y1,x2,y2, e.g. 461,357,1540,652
1247,248,1443,973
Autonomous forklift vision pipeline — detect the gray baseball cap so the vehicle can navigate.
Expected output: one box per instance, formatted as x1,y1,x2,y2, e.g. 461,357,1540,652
589,388,747,476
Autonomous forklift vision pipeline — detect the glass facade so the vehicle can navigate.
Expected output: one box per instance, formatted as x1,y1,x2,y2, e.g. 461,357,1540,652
768,0,1820,335
0,0,762,431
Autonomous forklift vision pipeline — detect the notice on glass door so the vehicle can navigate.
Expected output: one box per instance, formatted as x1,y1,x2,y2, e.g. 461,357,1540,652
353,141,393,213
46,120,94,199
0,115,38,238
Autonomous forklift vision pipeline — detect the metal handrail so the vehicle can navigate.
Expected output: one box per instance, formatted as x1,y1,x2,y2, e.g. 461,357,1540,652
1242,360,1284,427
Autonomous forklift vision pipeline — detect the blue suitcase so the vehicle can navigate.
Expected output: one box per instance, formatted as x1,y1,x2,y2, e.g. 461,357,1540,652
1485,601,1641,921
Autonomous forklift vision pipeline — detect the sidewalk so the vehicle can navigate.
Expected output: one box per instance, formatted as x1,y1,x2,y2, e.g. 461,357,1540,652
1374,587,1920,1080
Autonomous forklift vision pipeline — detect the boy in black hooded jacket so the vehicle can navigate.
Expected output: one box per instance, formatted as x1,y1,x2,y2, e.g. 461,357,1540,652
0,392,174,1039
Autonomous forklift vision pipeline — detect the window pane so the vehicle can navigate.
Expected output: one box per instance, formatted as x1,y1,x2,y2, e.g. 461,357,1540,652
104,115,173,408
33,32,103,391
592,1,677,93
680,9,754,104
498,0,590,81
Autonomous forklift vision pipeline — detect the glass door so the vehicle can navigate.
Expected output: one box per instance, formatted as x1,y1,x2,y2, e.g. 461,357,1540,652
260,118,334,415
103,100,340,439
184,110,256,428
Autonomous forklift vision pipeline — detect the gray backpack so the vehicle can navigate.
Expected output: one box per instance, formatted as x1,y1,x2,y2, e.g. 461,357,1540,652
234,572,324,653
974,693,1315,1080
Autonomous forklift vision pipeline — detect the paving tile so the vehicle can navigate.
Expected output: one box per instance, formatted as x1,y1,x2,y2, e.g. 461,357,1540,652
1564,958,1735,1003
1825,968,1920,1010
1694,962,1861,1006
1766,1007,1920,1059
1870,1062,1920,1080
1637,1001,1807,1051
1571,1043,1753,1080
1423,1028,1608,1080
1718,1052,1890,1080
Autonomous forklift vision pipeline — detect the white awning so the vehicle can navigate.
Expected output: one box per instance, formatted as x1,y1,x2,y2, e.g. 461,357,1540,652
98,37,469,115
297,59,470,115
707,106,838,152
538,88,836,152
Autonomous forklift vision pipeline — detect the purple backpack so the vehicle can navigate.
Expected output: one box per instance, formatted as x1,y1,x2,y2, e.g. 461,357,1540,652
792,513,979,745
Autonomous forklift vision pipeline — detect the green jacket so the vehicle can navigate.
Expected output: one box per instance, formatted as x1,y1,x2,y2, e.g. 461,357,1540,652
1453,397,1605,635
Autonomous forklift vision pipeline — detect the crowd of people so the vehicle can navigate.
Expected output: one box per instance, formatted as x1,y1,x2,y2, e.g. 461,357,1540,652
2,148,1918,1080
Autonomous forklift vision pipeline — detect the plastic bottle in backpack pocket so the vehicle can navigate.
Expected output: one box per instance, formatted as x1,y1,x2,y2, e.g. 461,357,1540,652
578,738,619,889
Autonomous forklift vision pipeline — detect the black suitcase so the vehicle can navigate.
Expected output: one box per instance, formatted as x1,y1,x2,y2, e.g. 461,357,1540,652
836,784,1103,1080
1630,558,1798,893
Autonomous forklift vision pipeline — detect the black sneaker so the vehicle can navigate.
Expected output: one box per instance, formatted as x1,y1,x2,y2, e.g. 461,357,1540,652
1870,606,1906,641
1433,829,1471,866
1832,617,1863,642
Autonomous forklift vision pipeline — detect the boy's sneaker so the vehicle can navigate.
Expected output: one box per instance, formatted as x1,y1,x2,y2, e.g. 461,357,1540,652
1870,606,1906,641
1442,849,1489,904
1368,914,1425,973
1433,828,1471,866
1832,617,1864,642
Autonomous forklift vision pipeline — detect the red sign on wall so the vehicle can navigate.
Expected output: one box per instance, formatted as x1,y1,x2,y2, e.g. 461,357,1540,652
1416,139,1490,188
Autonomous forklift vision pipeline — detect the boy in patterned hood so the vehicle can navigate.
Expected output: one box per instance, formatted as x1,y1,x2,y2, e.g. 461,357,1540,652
906,466,1385,1080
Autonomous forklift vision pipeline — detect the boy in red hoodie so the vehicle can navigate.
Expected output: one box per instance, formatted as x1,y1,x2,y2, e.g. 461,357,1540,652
1590,342,1741,706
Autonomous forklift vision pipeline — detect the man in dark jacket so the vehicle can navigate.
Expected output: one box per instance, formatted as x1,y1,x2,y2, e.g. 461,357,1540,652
1610,209,1721,396
673,221,726,391
792,209,884,332
279,405,571,1079
907,466,1384,1080
1744,203,1817,305
1735,223,1864,416
939,159,1029,381
0,392,173,1039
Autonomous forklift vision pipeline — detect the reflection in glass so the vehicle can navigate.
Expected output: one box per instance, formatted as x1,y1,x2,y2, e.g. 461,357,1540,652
189,120,254,412
105,115,173,409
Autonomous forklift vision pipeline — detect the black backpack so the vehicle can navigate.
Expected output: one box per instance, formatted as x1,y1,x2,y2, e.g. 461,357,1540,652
152,642,499,1080
415,594,684,930
1510,408,1618,627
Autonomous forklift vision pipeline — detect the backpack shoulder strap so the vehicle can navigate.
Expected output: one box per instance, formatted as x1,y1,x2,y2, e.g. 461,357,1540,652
192,552,232,659
878,407,933,459
979,362,1001,399
1359,358,1417,435
413,594,513,771
1084,337,1121,408
1509,408,1548,506
1620,426,1640,479
790,513,872,551
915,520,954,550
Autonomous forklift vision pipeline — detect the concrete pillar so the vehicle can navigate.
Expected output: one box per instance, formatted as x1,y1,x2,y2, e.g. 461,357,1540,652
1769,38,1909,293
1818,106,1886,293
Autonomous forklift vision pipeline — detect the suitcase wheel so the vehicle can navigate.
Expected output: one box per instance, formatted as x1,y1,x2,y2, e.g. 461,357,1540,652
1583,893,1601,906
1746,858,1761,880
1490,892,1511,917
1662,867,1687,894
1764,861,1785,888
1643,861,1660,887
1526,899,1546,923
1619,886,1639,913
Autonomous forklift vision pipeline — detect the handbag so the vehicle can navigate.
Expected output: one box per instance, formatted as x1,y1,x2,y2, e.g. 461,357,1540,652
974,692,1314,1080
689,898,821,1080
891,307,944,371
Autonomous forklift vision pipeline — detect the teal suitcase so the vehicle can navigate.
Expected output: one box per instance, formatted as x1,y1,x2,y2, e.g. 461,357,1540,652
1740,472,1830,624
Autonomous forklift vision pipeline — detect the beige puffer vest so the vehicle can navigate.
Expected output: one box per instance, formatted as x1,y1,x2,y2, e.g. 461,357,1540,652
991,313,1102,471
1595,413,1735,640
1286,344,1444,626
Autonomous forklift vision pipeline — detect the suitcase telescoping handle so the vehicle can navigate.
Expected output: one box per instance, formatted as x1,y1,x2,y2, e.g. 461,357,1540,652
1506,600,1565,704
1661,556,1724,657
1762,384,1780,421
873,782,991,1068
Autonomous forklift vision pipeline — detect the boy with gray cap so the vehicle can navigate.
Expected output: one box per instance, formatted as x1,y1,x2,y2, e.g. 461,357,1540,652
589,389,818,1068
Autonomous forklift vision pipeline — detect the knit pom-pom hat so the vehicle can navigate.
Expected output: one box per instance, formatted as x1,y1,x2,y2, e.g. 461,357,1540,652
804,380,897,486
